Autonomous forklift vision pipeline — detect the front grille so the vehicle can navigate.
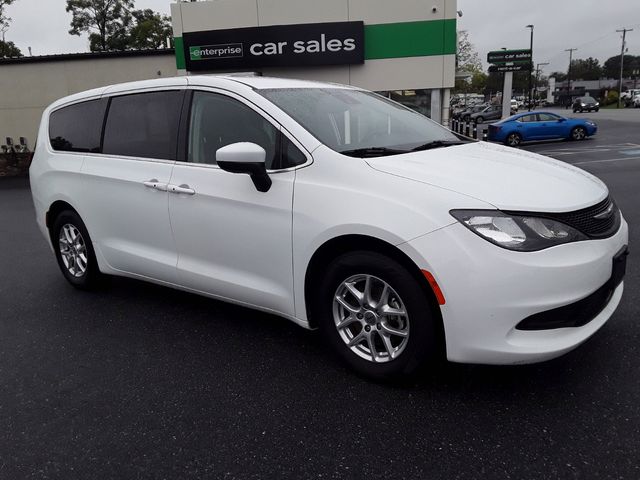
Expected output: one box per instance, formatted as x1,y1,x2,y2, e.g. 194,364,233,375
506,196,621,239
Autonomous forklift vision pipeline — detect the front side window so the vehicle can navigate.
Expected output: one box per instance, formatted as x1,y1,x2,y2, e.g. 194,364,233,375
102,91,183,160
188,92,279,168
49,99,108,152
258,88,460,156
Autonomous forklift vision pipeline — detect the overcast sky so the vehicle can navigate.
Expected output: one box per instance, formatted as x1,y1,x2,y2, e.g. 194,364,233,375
458,0,640,75
3,0,640,77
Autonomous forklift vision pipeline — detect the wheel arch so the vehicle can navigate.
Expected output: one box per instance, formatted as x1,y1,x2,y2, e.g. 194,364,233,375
46,200,79,230
304,234,445,354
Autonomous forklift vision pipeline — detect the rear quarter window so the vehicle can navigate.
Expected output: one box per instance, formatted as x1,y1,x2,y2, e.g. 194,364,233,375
49,99,108,153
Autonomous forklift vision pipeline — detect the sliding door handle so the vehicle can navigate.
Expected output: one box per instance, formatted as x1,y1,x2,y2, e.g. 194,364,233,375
168,184,196,195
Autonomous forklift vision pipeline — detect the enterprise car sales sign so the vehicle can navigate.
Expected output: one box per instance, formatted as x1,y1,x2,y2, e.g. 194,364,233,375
487,49,532,65
183,21,364,71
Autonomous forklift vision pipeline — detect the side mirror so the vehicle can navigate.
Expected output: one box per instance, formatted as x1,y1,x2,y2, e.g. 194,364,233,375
558,118,566,122
216,142,272,192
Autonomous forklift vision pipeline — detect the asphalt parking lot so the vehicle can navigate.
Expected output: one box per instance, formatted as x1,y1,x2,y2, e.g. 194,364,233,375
1,111,639,479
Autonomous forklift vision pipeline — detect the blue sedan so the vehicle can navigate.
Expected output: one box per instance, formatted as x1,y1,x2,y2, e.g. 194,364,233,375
487,111,597,147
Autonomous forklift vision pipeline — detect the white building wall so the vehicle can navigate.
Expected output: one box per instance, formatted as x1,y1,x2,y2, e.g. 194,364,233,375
0,53,177,147
171,0,456,93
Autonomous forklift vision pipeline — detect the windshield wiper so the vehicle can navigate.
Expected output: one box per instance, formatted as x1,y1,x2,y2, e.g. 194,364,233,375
340,147,409,158
411,140,466,152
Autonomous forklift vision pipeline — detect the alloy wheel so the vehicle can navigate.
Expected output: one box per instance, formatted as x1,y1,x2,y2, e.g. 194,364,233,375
332,274,410,363
58,223,88,278
572,127,586,140
507,133,521,147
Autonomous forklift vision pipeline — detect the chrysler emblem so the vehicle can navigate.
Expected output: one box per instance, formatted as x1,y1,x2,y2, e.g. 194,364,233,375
593,203,614,220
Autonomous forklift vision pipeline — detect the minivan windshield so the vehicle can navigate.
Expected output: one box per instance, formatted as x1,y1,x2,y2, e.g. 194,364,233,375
258,88,464,157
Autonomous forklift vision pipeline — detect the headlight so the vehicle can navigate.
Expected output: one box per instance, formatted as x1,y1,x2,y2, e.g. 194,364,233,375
581,103,586,107
450,210,587,251
596,102,600,106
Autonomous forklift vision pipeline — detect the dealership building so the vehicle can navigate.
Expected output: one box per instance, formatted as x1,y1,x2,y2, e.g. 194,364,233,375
0,0,456,150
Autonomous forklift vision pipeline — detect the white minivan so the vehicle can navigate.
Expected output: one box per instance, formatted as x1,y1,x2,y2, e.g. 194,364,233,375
30,76,628,379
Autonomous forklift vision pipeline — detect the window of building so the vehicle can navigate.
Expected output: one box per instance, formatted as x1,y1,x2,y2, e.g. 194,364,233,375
49,99,108,153
102,91,183,160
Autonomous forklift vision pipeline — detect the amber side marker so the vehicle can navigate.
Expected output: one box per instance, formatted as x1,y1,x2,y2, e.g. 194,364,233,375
421,270,446,305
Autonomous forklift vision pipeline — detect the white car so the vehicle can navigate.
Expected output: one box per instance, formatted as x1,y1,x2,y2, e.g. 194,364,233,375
30,76,628,380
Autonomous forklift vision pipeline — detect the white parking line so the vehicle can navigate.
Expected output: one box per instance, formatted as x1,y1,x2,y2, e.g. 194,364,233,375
573,156,640,165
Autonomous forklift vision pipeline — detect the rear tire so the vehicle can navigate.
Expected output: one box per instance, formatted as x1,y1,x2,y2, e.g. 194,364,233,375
475,116,484,124
505,132,522,147
51,210,103,290
315,251,440,381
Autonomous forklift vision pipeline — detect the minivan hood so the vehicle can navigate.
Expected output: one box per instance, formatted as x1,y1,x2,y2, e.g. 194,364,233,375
366,141,607,212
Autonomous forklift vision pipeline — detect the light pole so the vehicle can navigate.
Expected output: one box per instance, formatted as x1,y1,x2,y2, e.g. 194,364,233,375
526,25,534,111
535,62,549,103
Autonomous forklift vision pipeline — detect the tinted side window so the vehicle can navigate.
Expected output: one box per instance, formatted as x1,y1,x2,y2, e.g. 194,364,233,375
102,91,183,160
188,92,278,168
49,99,108,152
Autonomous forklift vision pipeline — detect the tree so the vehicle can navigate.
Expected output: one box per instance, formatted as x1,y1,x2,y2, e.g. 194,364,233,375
66,0,134,52
128,9,172,50
456,30,482,74
0,0,17,33
0,39,20,57
569,57,602,80
549,71,567,82
603,54,640,79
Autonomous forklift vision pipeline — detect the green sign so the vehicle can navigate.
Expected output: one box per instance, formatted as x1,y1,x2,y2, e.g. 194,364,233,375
487,49,532,64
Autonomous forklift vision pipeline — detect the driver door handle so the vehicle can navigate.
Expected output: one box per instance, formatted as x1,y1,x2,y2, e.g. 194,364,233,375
168,184,196,195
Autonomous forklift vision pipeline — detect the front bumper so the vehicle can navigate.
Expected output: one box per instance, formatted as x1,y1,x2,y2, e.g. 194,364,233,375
398,216,629,365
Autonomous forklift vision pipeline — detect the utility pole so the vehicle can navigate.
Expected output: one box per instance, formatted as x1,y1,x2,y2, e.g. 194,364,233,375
535,62,549,103
565,48,577,108
617,28,633,108
526,25,534,110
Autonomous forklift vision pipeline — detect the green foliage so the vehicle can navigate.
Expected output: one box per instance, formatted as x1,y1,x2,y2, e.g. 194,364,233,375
569,57,602,80
604,90,619,105
128,9,172,50
66,0,135,52
0,0,16,30
470,71,488,92
549,71,567,82
0,39,21,57
456,30,481,74
603,54,640,78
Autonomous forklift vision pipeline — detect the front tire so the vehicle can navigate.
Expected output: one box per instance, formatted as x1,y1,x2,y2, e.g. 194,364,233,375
571,126,587,141
52,210,103,290
475,116,484,124
315,251,440,380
